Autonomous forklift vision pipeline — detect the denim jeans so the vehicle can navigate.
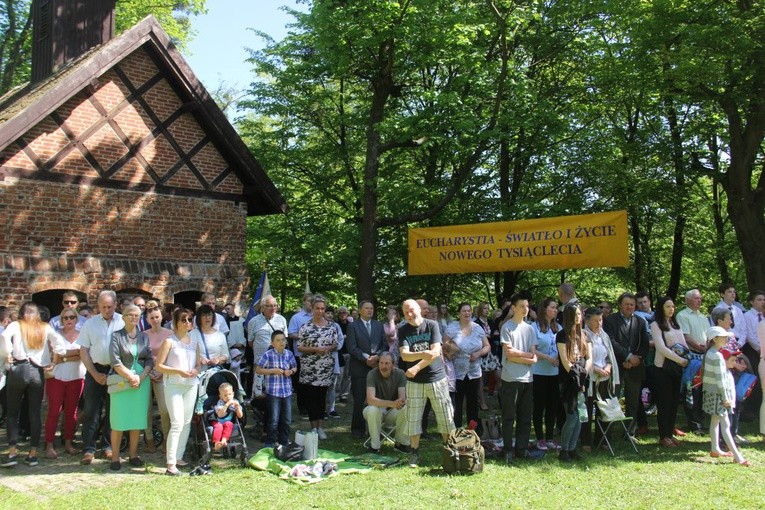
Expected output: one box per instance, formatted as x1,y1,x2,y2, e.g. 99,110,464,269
561,410,581,451
267,394,292,445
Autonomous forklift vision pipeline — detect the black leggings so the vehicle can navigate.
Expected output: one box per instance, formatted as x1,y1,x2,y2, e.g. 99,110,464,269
303,384,329,422
656,365,682,439
6,362,43,448
454,376,481,428
532,374,559,441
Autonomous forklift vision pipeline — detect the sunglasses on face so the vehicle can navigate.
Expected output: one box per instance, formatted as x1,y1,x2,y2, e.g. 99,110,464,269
62,316,77,320
63,300,78,305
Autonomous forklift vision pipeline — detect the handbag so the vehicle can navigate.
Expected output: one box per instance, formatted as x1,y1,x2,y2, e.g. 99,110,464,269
596,395,625,422
661,331,686,379
107,373,131,394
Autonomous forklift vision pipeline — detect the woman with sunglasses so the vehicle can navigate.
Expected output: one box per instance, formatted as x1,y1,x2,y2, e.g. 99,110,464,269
44,308,85,459
192,304,229,372
156,308,201,476
0,302,62,467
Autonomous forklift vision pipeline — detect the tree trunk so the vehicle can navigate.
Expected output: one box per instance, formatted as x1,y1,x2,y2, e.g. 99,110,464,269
629,212,644,292
356,39,395,301
663,95,685,300
717,63,765,290
710,172,731,285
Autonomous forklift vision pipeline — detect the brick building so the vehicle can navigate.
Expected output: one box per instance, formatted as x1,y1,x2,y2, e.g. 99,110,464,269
0,5,286,314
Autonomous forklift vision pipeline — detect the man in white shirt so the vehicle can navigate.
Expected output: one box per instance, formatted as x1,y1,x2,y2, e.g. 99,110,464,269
742,290,764,421
743,290,764,357
247,295,288,396
713,283,747,348
77,290,125,465
676,289,708,433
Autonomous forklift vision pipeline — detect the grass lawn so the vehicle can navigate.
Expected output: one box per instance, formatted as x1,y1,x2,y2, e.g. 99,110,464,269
2,403,765,509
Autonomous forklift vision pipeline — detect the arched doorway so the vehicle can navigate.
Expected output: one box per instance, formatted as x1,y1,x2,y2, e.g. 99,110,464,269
174,290,202,312
32,289,88,318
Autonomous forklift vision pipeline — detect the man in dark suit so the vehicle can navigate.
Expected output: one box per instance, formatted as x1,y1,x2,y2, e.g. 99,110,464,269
346,300,386,438
603,292,650,435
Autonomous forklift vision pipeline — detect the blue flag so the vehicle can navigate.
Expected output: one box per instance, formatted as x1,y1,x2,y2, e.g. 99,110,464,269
244,270,269,328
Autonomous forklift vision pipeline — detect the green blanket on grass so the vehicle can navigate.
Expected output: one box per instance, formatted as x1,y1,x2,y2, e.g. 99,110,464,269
247,448,400,484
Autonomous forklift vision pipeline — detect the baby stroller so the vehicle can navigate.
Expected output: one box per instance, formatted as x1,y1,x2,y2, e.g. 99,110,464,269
189,367,249,469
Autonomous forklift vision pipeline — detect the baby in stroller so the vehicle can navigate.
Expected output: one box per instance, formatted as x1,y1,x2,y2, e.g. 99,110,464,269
211,382,244,451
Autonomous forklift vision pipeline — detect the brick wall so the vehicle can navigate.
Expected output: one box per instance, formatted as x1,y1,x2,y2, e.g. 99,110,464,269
0,177,250,307
0,46,256,308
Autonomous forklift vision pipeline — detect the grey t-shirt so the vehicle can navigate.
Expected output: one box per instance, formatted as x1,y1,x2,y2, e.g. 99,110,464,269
366,367,406,403
500,320,538,383
397,319,445,383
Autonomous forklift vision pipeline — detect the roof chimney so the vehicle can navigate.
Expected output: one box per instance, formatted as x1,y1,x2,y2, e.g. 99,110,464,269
31,0,116,84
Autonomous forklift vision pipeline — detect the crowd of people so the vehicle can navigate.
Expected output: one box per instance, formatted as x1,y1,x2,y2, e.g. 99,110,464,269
0,281,763,471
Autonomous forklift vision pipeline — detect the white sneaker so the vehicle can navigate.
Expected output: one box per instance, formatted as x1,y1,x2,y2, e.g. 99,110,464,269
317,428,328,440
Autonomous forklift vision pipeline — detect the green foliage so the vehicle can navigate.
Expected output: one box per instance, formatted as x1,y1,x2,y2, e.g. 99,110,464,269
238,0,758,309
0,0,32,94
115,0,207,50
0,0,206,94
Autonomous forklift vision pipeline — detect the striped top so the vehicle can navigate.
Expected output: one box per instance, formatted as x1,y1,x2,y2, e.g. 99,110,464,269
702,347,736,405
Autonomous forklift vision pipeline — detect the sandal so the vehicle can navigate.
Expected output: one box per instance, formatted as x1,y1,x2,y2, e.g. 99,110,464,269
46,449,58,460
739,460,752,467
80,452,95,465
710,451,733,458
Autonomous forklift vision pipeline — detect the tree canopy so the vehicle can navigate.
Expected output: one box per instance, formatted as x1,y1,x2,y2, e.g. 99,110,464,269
240,0,763,311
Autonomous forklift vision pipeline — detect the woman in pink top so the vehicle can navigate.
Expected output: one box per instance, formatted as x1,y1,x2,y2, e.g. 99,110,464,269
651,296,690,448
144,304,173,449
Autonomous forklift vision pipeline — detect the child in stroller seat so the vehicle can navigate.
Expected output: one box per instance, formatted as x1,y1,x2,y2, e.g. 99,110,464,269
211,383,243,451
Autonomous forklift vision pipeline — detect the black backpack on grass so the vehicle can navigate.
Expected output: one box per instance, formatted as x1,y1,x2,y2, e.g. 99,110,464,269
441,428,484,474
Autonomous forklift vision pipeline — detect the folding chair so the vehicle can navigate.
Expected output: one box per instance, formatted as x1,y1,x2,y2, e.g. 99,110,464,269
594,394,638,456
363,424,396,449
